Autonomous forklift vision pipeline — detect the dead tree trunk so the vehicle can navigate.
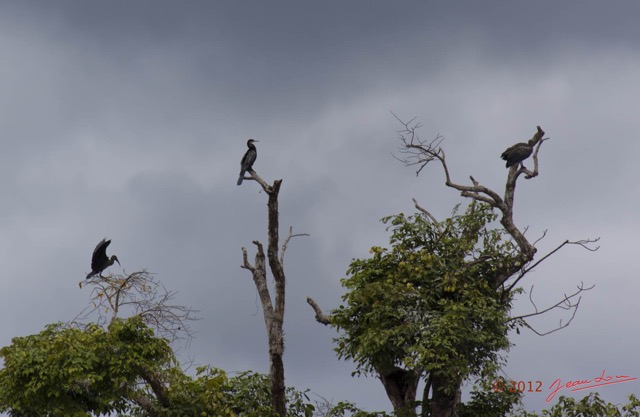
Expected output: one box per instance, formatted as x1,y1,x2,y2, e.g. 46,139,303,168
241,170,307,417
242,237,285,417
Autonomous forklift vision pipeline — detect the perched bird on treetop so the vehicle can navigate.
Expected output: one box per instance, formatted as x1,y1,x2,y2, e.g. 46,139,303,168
501,139,535,168
237,139,258,185
86,238,120,279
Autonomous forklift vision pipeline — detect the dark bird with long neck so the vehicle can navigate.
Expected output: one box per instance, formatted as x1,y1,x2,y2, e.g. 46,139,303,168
501,139,535,168
86,238,120,279
237,139,258,185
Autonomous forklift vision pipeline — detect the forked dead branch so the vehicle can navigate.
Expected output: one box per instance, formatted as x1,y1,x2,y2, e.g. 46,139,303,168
310,117,598,335
391,115,598,327
239,167,308,417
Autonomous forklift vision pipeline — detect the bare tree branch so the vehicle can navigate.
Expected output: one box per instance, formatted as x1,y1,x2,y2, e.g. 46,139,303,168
241,246,256,273
521,135,551,179
510,282,595,336
75,271,199,344
502,237,600,293
245,169,273,192
306,297,331,325
532,229,548,247
239,167,299,417
392,115,599,339
241,240,274,332
393,118,551,284
280,226,309,269
412,198,440,227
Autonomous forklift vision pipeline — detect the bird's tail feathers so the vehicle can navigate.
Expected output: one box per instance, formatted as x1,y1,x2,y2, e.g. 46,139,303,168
237,170,245,185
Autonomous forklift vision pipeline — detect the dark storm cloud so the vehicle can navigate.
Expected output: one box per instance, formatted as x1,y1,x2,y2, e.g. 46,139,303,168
5,0,640,136
11,0,634,126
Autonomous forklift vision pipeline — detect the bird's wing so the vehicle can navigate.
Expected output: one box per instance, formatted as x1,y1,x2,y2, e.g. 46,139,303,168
240,149,257,171
246,150,257,168
501,144,514,159
91,239,110,269
501,142,526,160
240,150,250,167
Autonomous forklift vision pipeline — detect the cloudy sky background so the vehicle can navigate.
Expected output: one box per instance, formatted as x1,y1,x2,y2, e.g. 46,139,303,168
0,1,638,413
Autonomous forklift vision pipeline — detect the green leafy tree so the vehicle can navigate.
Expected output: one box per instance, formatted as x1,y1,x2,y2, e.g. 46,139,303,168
331,204,521,417
0,271,323,416
153,366,316,417
0,316,174,416
512,393,640,417
307,123,598,417
458,377,524,417
0,316,323,416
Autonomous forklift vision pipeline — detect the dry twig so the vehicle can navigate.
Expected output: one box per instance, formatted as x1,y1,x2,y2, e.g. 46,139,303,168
75,270,198,344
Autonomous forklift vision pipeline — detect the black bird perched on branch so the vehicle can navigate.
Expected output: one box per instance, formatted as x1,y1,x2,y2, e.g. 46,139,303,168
237,139,258,185
501,139,534,168
86,238,120,279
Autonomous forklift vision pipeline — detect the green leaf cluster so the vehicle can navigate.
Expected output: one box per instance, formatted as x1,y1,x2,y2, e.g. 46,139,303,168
0,316,172,416
332,203,520,390
458,377,524,417
0,317,320,416
160,367,315,417
512,393,640,417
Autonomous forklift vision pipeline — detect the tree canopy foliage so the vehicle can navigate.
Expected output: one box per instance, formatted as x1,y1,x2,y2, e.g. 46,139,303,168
515,393,640,417
0,316,172,416
334,203,517,371
0,315,321,417
331,203,527,415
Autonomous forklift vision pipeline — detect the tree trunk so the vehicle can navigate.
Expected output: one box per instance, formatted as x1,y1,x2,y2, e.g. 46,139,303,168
430,376,460,417
241,176,288,417
270,351,286,417
379,367,420,417
266,180,286,416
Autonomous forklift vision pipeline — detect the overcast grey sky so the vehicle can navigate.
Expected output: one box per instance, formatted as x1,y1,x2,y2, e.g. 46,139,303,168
0,1,639,413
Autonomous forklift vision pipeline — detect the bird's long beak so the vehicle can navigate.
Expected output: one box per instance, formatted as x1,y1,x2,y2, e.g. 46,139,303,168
115,257,121,266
